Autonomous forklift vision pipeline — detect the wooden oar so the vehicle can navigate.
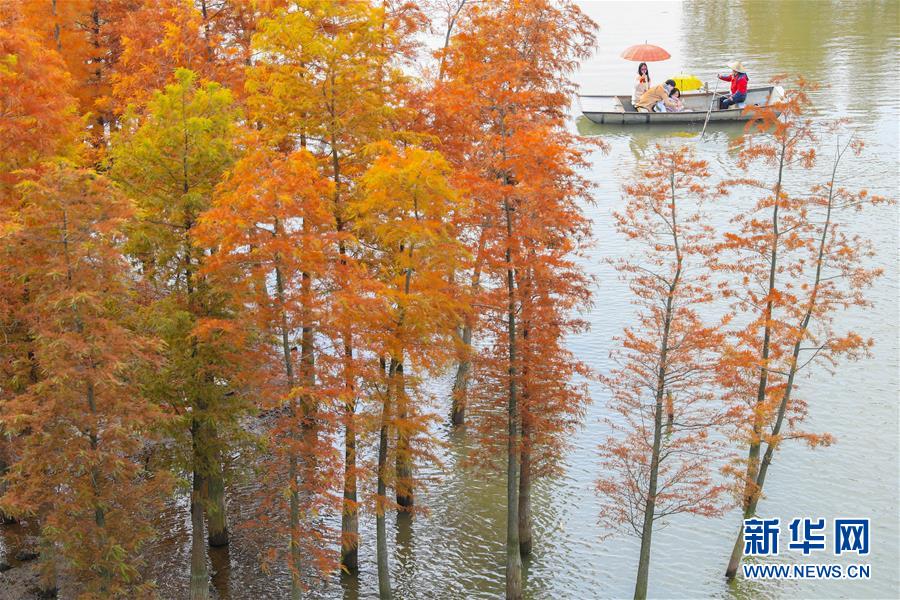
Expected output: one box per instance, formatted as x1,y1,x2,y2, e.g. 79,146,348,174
699,78,721,139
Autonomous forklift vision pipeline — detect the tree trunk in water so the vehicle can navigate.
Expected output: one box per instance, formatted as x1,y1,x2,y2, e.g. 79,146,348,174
376,360,395,599
725,513,749,580
332,137,360,573
451,223,486,428
635,211,679,599
273,261,303,600
503,198,523,600
341,403,359,572
289,452,302,600
518,422,532,558
731,150,840,580
0,436,14,524
633,392,664,600
450,324,472,426
206,452,228,547
395,363,413,509
395,240,415,509
340,342,359,573
190,423,209,600
37,538,57,599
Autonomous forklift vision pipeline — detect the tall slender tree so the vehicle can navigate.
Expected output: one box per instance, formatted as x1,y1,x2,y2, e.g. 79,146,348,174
0,12,80,579
249,0,419,572
432,2,598,596
597,147,727,600
353,142,468,597
717,91,887,578
109,69,246,600
195,143,341,598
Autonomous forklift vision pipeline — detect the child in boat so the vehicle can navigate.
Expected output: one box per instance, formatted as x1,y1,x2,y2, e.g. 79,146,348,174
631,62,651,107
635,79,676,112
664,87,687,112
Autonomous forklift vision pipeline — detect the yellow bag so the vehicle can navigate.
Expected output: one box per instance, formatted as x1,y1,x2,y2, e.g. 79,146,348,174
672,73,703,92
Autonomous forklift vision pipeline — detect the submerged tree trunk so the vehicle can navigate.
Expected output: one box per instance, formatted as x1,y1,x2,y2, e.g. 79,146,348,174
341,393,359,573
328,106,360,575
288,451,302,600
37,538,58,599
450,225,486,427
274,261,303,600
635,180,681,599
503,196,523,600
395,364,413,509
395,247,415,510
340,335,358,573
450,323,472,426
376,360,397,599
0,446,11,523
518,420,532,558
190,421,209,600
206,446,228,547
633,379,665,600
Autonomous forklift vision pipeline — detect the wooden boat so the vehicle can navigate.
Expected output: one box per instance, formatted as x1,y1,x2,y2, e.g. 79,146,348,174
579,86,783,125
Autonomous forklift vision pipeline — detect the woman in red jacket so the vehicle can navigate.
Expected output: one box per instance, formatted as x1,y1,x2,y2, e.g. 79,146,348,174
718,60,749,109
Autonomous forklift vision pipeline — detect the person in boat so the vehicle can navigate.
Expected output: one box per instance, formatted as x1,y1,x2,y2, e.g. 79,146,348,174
631,62,651,107
664,87,687,112
635,79,676,113
718,61,749,109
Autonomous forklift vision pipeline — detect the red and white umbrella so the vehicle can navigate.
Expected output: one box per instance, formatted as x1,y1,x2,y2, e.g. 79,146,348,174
620,42,671,62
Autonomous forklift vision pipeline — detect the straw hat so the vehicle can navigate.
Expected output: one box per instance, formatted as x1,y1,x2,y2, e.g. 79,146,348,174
727,60,746,73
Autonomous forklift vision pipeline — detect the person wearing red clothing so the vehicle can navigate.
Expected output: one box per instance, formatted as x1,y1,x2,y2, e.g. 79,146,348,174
718,60,749,109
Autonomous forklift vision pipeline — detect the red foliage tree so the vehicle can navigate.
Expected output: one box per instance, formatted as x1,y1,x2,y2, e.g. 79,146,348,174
248,0,423,575
195,143,342,597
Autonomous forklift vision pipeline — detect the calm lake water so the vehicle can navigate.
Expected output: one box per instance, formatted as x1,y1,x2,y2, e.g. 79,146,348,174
2,1,897,599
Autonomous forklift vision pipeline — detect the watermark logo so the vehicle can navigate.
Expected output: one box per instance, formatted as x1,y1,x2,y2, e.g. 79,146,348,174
741,517,871,580
788,517,827,554
744,517,780,556
834,519,870,556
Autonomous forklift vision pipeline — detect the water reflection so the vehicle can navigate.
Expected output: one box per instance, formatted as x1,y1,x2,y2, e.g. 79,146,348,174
681,0,900,125
575,114,748,160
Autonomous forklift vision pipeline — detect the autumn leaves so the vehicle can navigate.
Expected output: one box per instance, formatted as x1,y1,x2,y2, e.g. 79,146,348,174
0,1,888,599
1,0,600,598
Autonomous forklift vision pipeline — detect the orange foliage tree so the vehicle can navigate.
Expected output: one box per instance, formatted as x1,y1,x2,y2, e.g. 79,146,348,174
15,0,134,152
248,0,421,574
431,1,598,596
0,11,78,179
0,164,171,598
597,147,727,600
352,142,467,597
195,143,341,598
112,0,267,112
0,8,79,345
715,82,888,578
0,8,80,546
